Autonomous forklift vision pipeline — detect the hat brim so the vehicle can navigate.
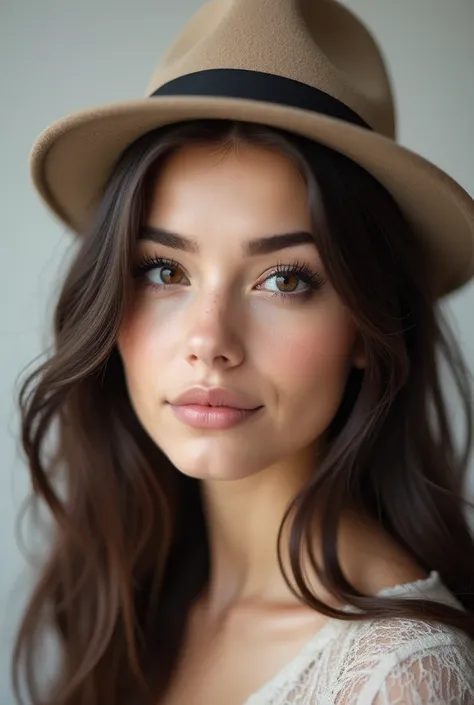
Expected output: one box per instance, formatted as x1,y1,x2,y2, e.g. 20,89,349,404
30,95,474,297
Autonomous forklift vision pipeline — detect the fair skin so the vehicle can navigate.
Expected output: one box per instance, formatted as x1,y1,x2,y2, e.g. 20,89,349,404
118,142,427,705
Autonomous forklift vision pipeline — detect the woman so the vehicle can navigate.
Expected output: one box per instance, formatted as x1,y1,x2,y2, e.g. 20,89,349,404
13,1,474,704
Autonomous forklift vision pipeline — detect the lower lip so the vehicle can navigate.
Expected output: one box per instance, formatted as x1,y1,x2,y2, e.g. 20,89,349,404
168,404,263,430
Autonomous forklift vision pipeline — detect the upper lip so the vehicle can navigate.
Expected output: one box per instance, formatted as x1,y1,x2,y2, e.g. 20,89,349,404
169,386,262,410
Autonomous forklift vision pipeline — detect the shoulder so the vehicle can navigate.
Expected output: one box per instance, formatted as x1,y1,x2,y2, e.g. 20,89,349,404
337,511,431,595
312,511,474,702
331,613,474,704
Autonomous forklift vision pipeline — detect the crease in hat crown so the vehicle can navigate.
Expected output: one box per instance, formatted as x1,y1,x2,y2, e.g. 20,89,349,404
144,0,396,139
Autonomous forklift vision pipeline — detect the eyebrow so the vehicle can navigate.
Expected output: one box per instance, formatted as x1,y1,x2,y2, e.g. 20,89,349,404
138,225,316,256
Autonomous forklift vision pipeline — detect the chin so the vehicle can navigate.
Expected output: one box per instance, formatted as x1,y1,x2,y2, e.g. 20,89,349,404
158,438,269,482
177,465,258,482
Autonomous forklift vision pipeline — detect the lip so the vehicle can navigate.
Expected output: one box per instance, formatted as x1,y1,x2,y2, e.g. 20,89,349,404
167,386,264,430
169,386,262,410
169,404,263,430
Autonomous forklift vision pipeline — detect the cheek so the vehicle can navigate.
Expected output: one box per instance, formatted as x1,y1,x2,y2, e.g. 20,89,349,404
117,307,168,393
256,305,356,406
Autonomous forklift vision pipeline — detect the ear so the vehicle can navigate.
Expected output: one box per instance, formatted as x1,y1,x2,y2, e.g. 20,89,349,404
352,333,366,370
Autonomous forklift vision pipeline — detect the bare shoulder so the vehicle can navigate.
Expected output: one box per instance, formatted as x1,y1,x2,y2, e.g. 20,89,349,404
337,510,429,596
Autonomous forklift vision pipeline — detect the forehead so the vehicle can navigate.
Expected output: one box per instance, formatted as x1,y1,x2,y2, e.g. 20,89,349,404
145,142,312,237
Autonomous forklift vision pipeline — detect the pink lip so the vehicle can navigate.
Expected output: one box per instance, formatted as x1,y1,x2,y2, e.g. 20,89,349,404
169,404,263,430
169,386,261,411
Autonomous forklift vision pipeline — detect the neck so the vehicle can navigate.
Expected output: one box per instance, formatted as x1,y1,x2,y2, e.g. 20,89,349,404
198,448,318,618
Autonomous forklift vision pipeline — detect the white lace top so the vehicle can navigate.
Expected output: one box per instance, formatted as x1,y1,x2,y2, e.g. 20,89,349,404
243,571,474,704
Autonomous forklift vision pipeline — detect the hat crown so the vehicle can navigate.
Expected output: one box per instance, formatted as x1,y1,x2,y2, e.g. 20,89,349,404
144,0,396,138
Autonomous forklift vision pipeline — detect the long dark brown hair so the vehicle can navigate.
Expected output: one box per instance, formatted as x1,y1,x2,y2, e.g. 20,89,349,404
13,119,474,705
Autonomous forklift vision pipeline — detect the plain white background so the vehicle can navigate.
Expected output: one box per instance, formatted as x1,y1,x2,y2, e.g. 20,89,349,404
1,1,473,702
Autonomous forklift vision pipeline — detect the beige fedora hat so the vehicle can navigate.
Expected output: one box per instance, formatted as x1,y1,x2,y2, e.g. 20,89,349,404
30,0,474,296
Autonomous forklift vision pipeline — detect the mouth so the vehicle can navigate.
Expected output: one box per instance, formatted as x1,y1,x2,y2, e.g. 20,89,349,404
168,402,264,430
169,386,262,410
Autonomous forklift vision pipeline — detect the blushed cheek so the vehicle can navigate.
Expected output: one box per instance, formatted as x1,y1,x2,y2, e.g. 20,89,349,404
117,311,164,393
258,314,356,416
273,331,350,381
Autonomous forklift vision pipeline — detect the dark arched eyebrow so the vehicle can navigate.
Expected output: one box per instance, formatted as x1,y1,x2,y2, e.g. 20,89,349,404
138,225,315,256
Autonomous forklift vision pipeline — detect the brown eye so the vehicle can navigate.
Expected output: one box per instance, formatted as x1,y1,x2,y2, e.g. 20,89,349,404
256,261,326,300
275,273,300,293
156,264,185,285
133,256,189,291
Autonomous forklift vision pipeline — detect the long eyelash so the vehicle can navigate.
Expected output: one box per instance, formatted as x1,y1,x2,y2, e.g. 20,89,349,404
132,255,180,278
273,259,326,290
132,255,326,296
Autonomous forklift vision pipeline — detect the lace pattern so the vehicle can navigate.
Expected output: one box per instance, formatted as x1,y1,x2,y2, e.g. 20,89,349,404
244,572,474,704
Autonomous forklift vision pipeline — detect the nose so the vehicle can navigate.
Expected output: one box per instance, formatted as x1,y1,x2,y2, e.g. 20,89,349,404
184,290,245,371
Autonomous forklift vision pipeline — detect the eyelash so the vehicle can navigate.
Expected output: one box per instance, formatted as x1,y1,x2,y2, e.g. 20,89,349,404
132,255,326,300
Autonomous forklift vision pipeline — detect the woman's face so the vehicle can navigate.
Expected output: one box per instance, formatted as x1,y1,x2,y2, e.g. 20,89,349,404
118,142,365,480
